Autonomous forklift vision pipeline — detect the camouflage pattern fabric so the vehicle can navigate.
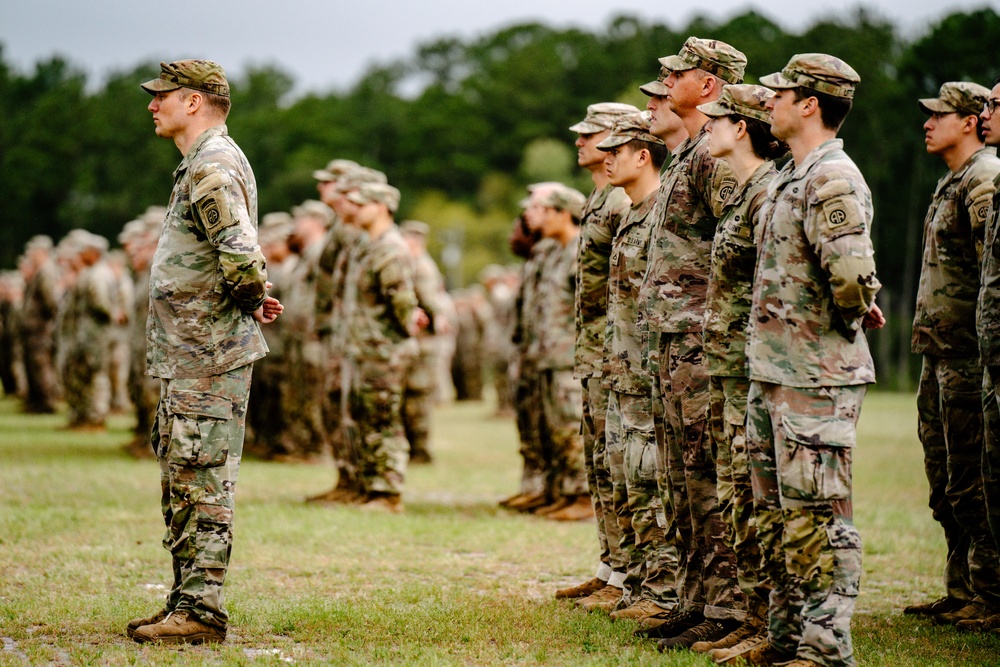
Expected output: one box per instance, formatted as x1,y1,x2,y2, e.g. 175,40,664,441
638,125,736,335
983,366,1000,545
147,125,268,380
912,148,999,356
654,331,743,619
747,139,879,388
20,256,61,412
747,380,864,667
981,173,1000,367
129,268,160,452
154,362,253,630
583,376,622,573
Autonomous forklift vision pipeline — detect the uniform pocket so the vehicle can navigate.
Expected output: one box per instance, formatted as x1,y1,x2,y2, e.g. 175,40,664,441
166,389,233,467
779,413,855,501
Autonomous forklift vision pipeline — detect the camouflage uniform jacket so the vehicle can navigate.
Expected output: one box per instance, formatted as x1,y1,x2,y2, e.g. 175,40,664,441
412,250,447,334
345,226,417,362
980,171,1000,366
513,238,559,368
22,258,61,326
66,259,119,350
603,191,657,395
285,241,324,337
538,236,579,371
913,148,1000,357
314,218,353,337
575,183,630,379
747,139,880,387
147,125,268,379
704,161,777,377
639,124,737,334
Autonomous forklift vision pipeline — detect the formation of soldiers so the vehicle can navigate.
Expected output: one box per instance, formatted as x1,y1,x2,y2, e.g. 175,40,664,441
505,38,1000,667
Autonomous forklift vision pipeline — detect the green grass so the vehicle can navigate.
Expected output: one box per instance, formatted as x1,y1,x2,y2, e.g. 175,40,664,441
0,391,997,665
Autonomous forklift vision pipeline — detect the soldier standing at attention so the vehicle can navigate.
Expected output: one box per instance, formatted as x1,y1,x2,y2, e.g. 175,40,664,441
716,54,883,667
19,235,62,414
906,82,1000,626
129,59,282,644
555,103,637,598
972,77,1000,633
636,37,746,649
693,84,786,657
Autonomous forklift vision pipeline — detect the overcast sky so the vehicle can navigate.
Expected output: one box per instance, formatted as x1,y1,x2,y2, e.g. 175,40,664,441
1,0,995,96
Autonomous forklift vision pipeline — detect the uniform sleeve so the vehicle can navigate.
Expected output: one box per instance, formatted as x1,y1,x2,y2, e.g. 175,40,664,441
374,244,418,336
705,154,739,220
190,162,267,313
805,175,880,330
965,172,997,265
313,226,341,335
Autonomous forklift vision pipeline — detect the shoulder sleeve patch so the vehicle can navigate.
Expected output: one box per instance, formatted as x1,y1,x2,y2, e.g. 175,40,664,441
969,180,997,229
815,178,854,201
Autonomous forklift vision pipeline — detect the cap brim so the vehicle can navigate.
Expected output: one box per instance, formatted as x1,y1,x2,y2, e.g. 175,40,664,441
696,101,731,118
759,72,797,90
313,170,336,182
658,55,694,72
596,134,633,150
640,80,670,97
569,121,607,134
918,98,956,115
140,78,182,95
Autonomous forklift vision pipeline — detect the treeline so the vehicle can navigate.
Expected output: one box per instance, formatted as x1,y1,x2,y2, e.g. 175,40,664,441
2,8,1000,387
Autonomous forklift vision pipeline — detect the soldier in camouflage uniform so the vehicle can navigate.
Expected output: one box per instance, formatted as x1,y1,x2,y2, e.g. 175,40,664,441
588,115,677,618
308,164,388,503
120,208,165,457
60,229,121,431
107,249,135,414
281,200,335,461
715,54,883,667
971,79,1000,633
556,103,637,600
692,84,786,654
505,204,561,511
129,60,282,644
343,182,424,513
400,219,450,464
905,82,1000,625
635,38,747,649
526,183,591,519
0,270,24,398
18,235,61,413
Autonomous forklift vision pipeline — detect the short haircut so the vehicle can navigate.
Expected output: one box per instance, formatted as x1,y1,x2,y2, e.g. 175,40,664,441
621,138,669,170
791,86,852,132
741,117,789,161
177,86,231,118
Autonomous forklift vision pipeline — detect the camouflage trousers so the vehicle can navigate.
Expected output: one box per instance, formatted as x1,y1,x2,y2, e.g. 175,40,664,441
710,375,768,612
281,337,329,459
403,349,439,462
351,345,415,496
514,363,547,497
583,376,625,577
541,369,587,496
130,348,160,452
747,381,864,667
652,331,742,620
63,343,111,427
21,333,59,413
245,349,289,458
982,366,1000,555
607,389,677,606
322,345,360,490
918,355,1000,608
153,362,252,630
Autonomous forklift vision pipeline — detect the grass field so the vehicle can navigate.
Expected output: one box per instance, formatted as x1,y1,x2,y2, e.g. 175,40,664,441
1,391,998,666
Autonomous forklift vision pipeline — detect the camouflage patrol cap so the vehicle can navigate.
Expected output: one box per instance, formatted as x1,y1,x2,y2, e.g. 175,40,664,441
697,84,774,123
292,199,334,226
640,65,674,97
66,229,109,253
345,182,401,214
141,206,167,228
524,182,587,220
597,112,667,150
336,167,389,192
400,220,430,238
140,60,230,98
258,211,294,245
657,37,747,85
919,81,991,117
24,235,53,252
313,159,361,182
760,53,860,100
569,102,642,134
117,219,145,245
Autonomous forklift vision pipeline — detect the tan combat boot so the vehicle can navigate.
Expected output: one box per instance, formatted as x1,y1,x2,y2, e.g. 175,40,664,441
359,492,404,514
545,496,595,521
608,598,668,622
576,584,623,612
125,608,169,639
691,612,765,652
131,610,226,645
555,576,604,599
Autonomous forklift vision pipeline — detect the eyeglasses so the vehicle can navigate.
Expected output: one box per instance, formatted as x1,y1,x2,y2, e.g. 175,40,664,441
985,98,1000,115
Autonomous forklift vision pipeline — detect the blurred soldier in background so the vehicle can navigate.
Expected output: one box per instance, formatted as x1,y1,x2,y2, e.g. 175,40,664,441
0,270,24,399
18,235,61,413
106,249,135,414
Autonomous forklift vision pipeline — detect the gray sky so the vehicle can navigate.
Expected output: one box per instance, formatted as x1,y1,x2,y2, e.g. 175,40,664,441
1,0,995,96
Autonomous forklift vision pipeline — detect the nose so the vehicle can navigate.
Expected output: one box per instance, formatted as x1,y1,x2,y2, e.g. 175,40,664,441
923,117,933,131
765,98,775,111
575,136,586,147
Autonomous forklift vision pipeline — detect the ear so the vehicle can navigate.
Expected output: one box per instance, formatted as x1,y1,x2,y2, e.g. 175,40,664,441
734,118,748,140
799,95,819,119
185,91,204,115
962,113,979,135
